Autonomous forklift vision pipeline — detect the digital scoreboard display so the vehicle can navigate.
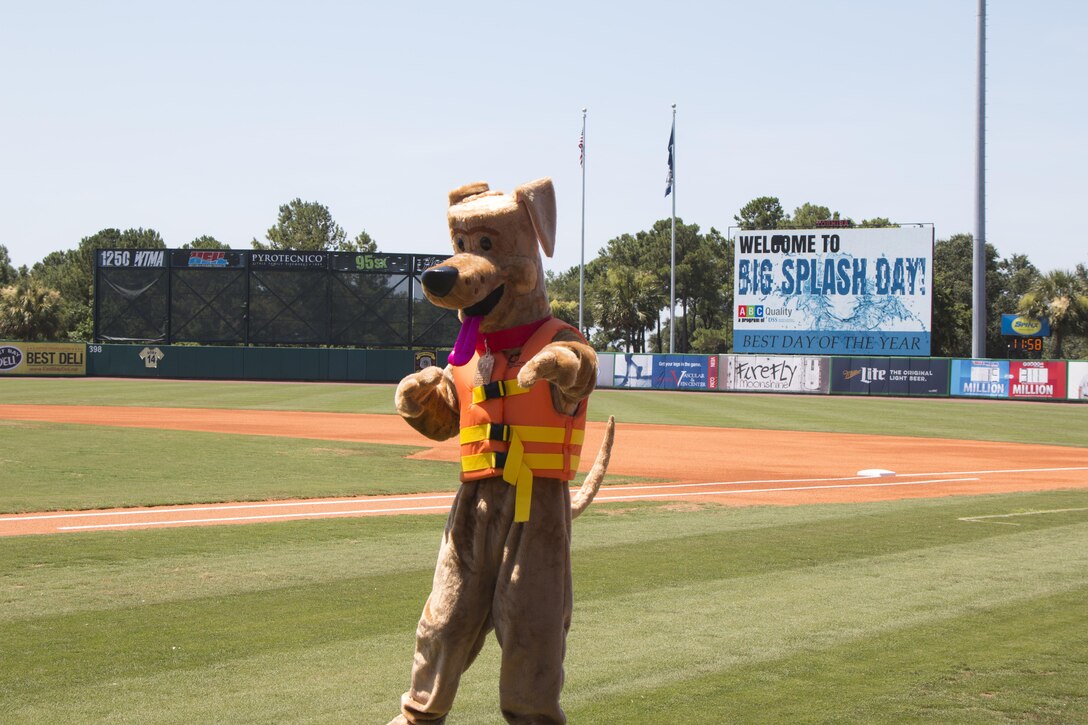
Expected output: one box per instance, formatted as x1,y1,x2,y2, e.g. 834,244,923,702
1001,314,1048,359
1007,336,1043,355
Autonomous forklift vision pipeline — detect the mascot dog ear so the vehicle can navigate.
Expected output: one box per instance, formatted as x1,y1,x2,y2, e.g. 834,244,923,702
514,177,557,258
448,182,492,206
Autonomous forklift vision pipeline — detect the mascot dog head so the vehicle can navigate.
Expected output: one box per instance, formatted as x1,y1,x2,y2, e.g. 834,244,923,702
421,178,556,361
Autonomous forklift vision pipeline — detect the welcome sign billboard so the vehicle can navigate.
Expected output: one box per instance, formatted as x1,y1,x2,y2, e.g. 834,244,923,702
733,227,932,356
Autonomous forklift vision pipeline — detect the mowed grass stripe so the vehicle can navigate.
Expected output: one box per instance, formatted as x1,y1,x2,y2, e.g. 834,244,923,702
4,493,1082,621
3,492,1087,721
567,586,1088,724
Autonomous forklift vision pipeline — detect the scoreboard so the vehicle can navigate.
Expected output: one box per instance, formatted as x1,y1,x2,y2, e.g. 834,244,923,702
1001,314,1049,359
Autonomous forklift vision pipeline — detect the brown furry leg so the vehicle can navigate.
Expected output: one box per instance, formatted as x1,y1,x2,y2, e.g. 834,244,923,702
493,481,573,724
394,480,512,724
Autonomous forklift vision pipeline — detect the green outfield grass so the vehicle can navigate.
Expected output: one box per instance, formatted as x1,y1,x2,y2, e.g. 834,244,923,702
2,377,1087,722
3,376,1087,445
2,491,1086,723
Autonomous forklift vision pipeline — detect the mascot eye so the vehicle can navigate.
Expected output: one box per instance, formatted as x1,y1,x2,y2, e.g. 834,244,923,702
456,237,465,251
480,237,492,251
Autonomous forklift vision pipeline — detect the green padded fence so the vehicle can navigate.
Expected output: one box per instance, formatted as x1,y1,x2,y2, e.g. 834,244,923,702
85,344,421,383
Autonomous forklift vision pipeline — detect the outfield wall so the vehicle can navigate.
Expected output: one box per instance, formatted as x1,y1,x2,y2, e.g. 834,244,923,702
82,344,423,383
3,340,1087,402
597,352,1085,402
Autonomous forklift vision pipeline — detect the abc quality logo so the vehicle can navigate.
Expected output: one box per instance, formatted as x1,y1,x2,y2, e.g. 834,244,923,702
0,345,24,371
737,305,765,323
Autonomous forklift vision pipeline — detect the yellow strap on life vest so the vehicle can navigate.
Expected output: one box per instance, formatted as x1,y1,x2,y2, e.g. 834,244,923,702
459,452,580,475
503,433,532,522
459,423,510,445
459,423,585,446
460,426,582,523
472,378,532,405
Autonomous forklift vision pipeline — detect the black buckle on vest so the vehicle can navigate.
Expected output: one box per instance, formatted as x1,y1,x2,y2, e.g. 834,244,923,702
480,381,503,400
494,451,508,469
488,424,511,442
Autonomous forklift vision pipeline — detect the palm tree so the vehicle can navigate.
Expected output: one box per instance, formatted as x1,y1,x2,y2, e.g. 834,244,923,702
1016,270,1088,359
0,280,66,341
590,264,665,352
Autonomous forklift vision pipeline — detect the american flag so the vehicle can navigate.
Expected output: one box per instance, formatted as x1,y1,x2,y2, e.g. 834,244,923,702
579,129,584,168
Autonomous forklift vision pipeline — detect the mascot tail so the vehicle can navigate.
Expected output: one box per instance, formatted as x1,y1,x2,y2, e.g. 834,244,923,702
571,416,615,520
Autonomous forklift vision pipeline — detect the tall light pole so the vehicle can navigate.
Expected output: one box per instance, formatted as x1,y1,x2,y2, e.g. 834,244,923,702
972,0,987,358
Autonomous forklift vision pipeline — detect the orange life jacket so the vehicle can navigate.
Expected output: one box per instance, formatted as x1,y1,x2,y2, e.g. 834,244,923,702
451,317,589,522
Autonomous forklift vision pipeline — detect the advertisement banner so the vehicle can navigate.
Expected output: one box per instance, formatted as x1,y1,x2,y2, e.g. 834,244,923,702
1068,361,1088,401
414,255,448,273
1008,360,1066,399
0,342,86,376
1000,314,1051,337
97,249,166,268
613,353,654,388
950,359,1009,398
652,355,710,389
329,252,411,274
171,250,246,268
733,227,932,356
831,357,949,396
249,251,328,269
723,355,829,393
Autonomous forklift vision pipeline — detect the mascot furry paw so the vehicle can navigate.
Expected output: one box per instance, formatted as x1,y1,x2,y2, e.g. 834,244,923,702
388,177,614,724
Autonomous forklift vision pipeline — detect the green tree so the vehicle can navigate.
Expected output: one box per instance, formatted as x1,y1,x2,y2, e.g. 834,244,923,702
345,230,378,253
858,217,896,228
30,228,165,341
253,199,347,251
1016,269,1088,359
993,254,1040,317
734,196,787,230
577,219,728,353
690,326,729,354
183,235,229,250
931,233,1019,358
589,264,664,352
0,244,17,285
546,259,603,336
0,279,66,341
785,203,840,229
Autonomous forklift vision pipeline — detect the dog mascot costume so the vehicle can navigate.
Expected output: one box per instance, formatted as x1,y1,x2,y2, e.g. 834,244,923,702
389,177,614,724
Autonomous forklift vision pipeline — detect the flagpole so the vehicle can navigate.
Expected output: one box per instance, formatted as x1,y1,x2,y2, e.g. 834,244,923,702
669,104,677,354
579,108,587,335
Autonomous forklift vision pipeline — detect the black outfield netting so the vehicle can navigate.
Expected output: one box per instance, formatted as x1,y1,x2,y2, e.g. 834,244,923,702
170,267,247,344
95,266,170,343
94,249,460,348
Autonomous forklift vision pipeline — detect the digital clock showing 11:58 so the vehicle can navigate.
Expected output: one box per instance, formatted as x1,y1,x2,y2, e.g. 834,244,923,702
1007,336,1043,356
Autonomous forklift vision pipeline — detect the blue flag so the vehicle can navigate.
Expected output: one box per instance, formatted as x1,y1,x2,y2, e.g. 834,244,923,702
665,121,675,197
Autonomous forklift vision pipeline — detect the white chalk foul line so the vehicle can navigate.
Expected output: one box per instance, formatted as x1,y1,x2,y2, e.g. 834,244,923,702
593,477,982,503
9,465,1085,533
958,507,1088,526
58,504,455,531
566,466,1088,497
0,493,459,522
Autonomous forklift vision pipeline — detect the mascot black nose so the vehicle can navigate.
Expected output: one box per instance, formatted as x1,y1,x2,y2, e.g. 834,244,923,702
422,265,459,298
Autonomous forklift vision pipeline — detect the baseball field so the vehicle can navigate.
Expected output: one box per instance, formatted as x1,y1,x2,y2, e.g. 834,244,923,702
2,377,1087,723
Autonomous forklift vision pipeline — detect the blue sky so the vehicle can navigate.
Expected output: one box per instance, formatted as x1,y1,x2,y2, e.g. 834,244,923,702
2,1,1085,276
